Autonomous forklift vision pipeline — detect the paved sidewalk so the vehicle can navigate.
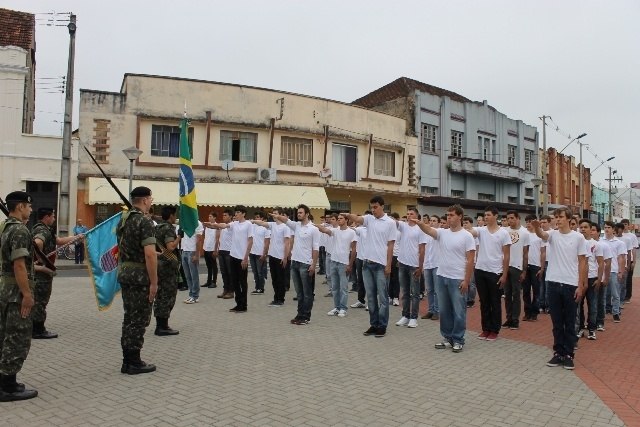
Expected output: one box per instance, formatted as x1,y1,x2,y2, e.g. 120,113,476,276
3,272,623,427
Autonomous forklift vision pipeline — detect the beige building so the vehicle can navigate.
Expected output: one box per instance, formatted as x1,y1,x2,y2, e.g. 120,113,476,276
78,74,419,225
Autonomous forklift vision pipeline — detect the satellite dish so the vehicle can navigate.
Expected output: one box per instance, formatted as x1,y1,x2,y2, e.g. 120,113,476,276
319,168,332,178
221,159,235,171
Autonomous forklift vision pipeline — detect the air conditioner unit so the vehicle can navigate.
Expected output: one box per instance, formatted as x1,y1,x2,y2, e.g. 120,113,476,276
257,167,277,182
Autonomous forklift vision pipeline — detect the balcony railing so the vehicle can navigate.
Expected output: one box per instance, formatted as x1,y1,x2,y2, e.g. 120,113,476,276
447,156,525,182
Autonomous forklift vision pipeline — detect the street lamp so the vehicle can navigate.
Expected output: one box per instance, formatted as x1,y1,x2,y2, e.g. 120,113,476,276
531,178,544,217
122,146,143,199
591,156,615,174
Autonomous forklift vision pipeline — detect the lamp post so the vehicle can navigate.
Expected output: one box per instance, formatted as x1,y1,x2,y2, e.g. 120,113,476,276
531,178,544,217
122,147,143,199
559,133,587,216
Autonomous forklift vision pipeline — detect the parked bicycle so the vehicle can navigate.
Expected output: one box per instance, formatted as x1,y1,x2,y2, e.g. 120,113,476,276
56,243,75,260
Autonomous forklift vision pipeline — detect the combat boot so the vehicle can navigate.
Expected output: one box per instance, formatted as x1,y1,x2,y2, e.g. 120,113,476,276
121,350,156,375
0,374,37,402
154,317,179,336
32,321,58,339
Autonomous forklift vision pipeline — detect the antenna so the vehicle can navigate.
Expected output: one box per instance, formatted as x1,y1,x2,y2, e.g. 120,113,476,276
221,159,234,181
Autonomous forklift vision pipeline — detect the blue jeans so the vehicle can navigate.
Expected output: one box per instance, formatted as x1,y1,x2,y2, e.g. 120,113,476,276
619,271,628,304
576,278,598,332
330,261,349,311
435,275,467,345
606,273,621,315
291,260,314,321
363,261,389,328
424,268,439,314
467,275,477,304
548,281,578,357
398,263,420,319
181,251,200,299
249,253,268,291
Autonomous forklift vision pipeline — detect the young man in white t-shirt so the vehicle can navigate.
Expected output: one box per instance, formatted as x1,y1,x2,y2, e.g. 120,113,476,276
421,215,440,320
468,206,510,341
394,208,427,328
249,211,271,295
620,219,638,302
205,206,254,312
532,208,587,370
215,210,234,299
179,219,204,304
203,212,219,289
615,223,633,304
504,211,530,330
413,205,476,352
350,213,371,309
592,223,612,331
523,214,547,322
319,213,356,317
603,221,627,322
343,196,396,338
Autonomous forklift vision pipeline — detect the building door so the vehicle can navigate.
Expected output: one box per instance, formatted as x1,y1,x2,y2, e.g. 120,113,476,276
26,181,59,230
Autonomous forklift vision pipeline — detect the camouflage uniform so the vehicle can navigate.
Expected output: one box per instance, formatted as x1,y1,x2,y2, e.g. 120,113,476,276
31,221,56,327
0,217,35,376
116,208,156,352
154,220,179,319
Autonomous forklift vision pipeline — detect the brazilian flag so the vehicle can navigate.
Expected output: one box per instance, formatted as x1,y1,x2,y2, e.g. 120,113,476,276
178,117,198,237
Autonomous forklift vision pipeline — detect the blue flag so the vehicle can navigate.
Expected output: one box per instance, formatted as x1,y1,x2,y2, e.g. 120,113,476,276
86,212,122,311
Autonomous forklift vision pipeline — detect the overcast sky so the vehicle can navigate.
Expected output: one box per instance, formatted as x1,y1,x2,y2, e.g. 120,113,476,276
3,0,638,188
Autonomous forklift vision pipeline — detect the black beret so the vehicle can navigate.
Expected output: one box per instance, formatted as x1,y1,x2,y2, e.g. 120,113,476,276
37,207,55,216
130,186,152,198
6,191,32,203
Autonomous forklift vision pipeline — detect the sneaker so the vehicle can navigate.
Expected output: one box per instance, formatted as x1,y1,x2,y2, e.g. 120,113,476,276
434,340,452,349
477,331,490,340
350,301,366,308
327,308,339,316
395,316,410,326
184,297,196,304
374,327,387,338
530,315,538,321
268,301,283,307
229,306,240,312
365,306,369,311
547,354,564,367
363,326,377,336
419,293,425,300
576,330,584,339
522,315,530,322
337,309,347,317
597,324,605,331
587,330,596,340
452,343,463,353
392,298,399,306
421,312,433,320
563,356,575,370
486,332,498,341
613,314,621,323
293,296,298,301
431,313,439,321
407,319,418,328
251,289,264,295
466,301,475,308
290,317,300,324
324,292,332,297
502,320,511,328
509,323,519,330
294,319,309,325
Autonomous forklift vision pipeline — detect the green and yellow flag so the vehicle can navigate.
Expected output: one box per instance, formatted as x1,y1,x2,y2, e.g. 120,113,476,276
178,117,198,237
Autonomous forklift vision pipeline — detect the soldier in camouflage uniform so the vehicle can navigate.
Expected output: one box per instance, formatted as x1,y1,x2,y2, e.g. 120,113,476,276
154,206,181,336
0,191,38,401
117,187,158,375
31,207,80,339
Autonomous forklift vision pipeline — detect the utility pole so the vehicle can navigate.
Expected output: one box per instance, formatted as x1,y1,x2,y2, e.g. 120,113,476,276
578,141,584,217
606,166,623,221
58,13,76,236
541,115,548,216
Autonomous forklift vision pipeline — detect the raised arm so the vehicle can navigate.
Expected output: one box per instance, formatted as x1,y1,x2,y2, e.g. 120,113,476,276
408,217,437,239
342,213,364,226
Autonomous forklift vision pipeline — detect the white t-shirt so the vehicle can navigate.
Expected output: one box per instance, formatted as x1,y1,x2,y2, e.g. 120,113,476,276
527,231,547,267
545,230,588,286
362,214,397,265
392,228,401,257
603,237,628,273
619,232,636,263
267,222,292,260
355,226,367,261
423,233,438,269
181,221,204,252
250,224,271,256
434,228,476,280
328,227,357,265
585,238,612,279
203,227,217,251
595,240,613,280
219,227,232,251
229,220,254,260
508,226,530,270
287,221,320,265
474,226,511,274
397,222,428,268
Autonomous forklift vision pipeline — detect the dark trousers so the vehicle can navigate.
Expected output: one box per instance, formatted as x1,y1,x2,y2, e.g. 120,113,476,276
577,277,598,332
218,250,232,292
229,256,248,310
522,265,541,318
269,256,287,303
356,258,366,304
75,242,84,264
203,250,218,285
475,269,502,334
596,282,606,326
120,282,152,352
291,260,314,321
505,266,522,325
318,247,326,274
625,266,633,300
388,256,400,299
548,281,578,358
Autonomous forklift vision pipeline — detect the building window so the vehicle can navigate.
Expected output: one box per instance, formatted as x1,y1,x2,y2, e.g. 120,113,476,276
421,124,437,154
220,130,257,162
93,119,110,162
332,144,357,182
508,196,518,203
451,131,463,158
635,206,640,219
524,199,534,206
422,186,438,195
451,189,464,198
374,149,395,176
479,136,493,161
508,145,517,166
330,200,351,212
478,193,495,201
151,125,194,158
525,188,534,197
524,149,533,172
280,136,312,167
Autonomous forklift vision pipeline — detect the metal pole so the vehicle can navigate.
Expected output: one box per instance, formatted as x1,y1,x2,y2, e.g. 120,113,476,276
579,142,583,217
608,166,613,221
58,13,76,236
128,159,134,200
542,116,548,216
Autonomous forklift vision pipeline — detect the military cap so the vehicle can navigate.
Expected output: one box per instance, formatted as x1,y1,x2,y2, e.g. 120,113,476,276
130,186,152,198
5,191,32,203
